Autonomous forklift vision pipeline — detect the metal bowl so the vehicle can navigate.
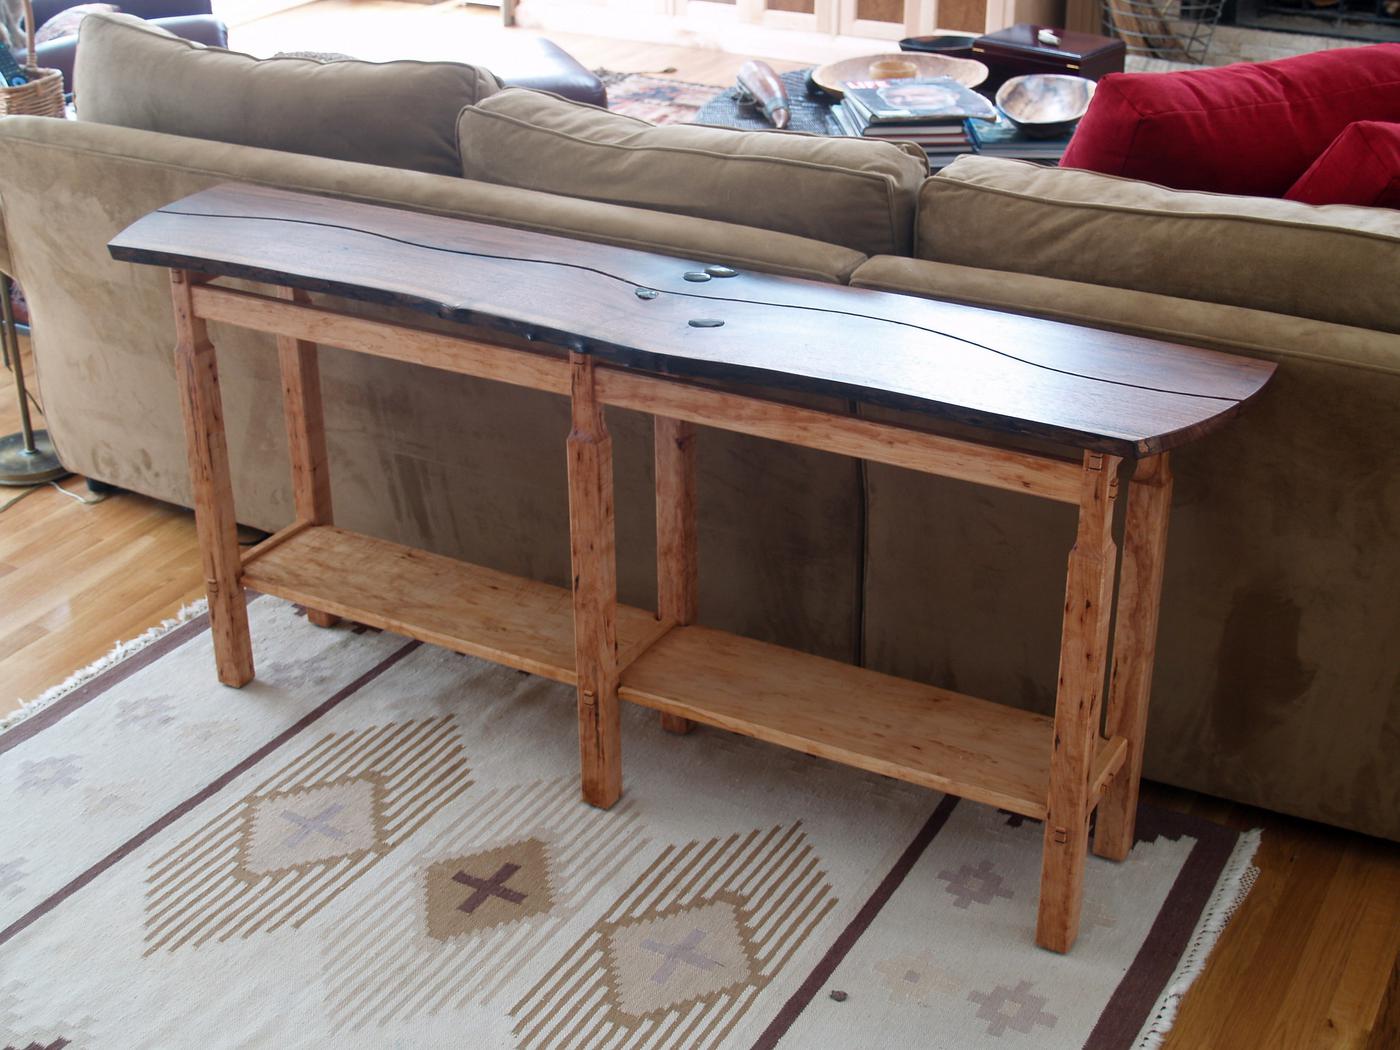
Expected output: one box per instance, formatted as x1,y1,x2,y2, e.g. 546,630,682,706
994,74,1097,139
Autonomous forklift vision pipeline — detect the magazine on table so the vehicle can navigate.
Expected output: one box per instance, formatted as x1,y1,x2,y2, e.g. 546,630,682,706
841,77,998,125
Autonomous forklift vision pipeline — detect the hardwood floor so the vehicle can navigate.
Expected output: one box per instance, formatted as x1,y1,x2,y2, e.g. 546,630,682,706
0,336,205,707
2,3,1397,1045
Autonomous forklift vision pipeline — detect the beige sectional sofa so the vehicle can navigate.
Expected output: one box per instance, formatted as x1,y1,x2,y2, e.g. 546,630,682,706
2,13,1397,839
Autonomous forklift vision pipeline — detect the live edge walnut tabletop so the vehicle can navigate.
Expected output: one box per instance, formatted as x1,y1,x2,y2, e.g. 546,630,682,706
108,184,1274,954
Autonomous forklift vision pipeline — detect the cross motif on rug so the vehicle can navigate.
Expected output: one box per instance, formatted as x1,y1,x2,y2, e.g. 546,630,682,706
454,862,528,914
278,803,348,847
640,928,722,985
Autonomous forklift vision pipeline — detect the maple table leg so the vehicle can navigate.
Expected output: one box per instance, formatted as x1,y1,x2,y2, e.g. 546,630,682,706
1037,450,1120,953
275,286,338,628
568,353,622,808
170,269,254,687
1094,454,1173,862
654,414,698,735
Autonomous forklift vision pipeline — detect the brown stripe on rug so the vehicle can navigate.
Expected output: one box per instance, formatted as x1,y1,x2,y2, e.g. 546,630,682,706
0,637,420,948
750,794,962,1050
1085,806,1240,1049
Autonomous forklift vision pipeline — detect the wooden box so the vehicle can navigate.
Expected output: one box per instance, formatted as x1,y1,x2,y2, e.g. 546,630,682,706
972,24,1126,92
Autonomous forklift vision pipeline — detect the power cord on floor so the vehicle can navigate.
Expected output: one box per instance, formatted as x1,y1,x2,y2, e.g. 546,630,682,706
0,486,39,514
0,479,107,515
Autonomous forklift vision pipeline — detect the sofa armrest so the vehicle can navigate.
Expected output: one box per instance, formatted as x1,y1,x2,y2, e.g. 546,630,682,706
919,156,1400,335
31,13,227,90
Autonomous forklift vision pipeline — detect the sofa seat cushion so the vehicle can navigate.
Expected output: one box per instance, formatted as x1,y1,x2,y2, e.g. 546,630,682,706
456,87,927,257
73,12,502,175
1285,121,1400,210
1061,44,1400,197
918,155,1400,334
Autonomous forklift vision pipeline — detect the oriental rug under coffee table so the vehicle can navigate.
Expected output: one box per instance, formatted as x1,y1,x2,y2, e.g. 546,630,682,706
0,597,1256,1048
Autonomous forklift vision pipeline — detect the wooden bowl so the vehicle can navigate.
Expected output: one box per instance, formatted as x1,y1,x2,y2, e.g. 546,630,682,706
994,74,1097,139
810,52,989,98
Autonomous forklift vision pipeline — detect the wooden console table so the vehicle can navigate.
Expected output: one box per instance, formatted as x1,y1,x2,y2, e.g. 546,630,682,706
109,184,1273,952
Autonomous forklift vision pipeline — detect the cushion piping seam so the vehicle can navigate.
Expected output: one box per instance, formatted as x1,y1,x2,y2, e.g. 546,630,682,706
925,177,1400,245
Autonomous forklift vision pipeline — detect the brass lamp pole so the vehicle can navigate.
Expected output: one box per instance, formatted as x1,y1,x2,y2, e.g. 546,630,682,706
0,273,66,486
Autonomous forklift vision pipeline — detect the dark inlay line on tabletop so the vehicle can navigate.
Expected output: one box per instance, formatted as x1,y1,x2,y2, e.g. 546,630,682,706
149,208,1243,404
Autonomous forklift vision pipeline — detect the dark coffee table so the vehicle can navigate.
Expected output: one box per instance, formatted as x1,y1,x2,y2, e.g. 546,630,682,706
693,69,844,135
692,67,1068,169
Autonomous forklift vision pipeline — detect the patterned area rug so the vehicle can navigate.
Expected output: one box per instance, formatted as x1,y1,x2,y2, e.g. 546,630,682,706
600,69,717,123
0,597,1258,1048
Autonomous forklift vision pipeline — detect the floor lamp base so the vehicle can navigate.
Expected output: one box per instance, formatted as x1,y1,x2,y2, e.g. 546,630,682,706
0,429,67,486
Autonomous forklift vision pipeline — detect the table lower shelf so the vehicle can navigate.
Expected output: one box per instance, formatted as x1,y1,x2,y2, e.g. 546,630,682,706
620,626,1127,819
240,524,670,685
241,524,1125,820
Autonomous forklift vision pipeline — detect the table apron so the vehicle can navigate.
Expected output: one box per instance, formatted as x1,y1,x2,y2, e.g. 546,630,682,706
190,284,1083,503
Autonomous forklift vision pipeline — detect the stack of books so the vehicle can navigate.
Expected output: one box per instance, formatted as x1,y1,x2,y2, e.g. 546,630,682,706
966,117,1075,161
830,77,998,167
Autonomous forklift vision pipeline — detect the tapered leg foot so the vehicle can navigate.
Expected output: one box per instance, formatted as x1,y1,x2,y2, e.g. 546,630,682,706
171,270,254,689
569,353,623,808
1094,455,1173,863
580,683,622,809
1037,815,1092,953
1035,451,1120,953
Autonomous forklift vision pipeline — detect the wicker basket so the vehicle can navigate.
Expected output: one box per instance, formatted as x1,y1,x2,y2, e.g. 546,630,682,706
1,0,66,117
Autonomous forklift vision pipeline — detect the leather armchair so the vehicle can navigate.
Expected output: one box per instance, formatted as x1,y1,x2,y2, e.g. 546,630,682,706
20,0,228,89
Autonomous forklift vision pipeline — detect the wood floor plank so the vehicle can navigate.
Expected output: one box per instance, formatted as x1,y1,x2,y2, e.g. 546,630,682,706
1282,840,1400,1048
1162,820,1345,1049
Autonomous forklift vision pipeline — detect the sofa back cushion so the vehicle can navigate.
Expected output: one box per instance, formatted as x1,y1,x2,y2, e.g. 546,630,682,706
1285,120,1400,210
73,12,502,175
456,87,927,257
1061,44,1400,197
919,155,1400,333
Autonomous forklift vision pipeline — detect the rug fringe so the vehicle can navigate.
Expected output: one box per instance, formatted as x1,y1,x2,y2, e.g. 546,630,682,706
1134,827,1264,1048
1,599,210,734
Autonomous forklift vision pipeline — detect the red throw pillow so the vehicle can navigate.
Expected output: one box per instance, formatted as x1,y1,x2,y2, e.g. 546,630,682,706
1284,120,1400,209
1061,44,1400,198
